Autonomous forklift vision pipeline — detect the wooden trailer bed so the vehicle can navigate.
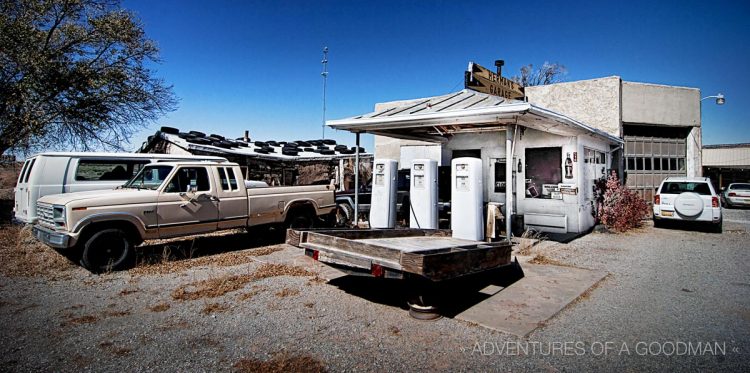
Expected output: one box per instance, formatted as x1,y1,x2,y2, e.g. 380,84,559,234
286,228,513,281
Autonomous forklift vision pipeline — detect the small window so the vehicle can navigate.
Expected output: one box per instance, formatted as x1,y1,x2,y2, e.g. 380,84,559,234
218,167,229,191
669,158,677,171
494,159,506,193
165,167,210,193
627,157,635,171
678,158,685,171
17,160,30,183
75,160,148,181
644,158,652,171
653,157,661,171
525,147,562,199
227,168,238,190
23,158,36,183
636,157,643,171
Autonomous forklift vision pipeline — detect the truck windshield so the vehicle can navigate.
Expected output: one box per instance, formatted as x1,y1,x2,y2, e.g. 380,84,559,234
124,165,173,190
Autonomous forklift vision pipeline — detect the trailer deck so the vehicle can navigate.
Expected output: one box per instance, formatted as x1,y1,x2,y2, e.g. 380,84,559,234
286,228,514,281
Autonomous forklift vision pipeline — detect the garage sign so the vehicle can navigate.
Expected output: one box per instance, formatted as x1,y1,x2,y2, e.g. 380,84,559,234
464,62,525,100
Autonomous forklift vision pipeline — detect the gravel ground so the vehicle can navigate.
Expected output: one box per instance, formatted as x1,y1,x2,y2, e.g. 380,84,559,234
0,209,748,372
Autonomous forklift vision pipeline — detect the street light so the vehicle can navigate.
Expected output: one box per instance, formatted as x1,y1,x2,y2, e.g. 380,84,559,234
701,93,725,105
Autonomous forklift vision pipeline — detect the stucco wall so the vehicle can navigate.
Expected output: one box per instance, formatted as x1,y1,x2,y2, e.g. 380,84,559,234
622,82,700,127
525,76,623,138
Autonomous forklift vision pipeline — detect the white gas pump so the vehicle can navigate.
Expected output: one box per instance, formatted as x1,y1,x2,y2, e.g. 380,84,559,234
369,159,398,228
409,159,438,229
451,157,483,240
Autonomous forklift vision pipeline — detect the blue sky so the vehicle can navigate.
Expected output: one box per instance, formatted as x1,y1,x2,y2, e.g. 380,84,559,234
123,0,750,151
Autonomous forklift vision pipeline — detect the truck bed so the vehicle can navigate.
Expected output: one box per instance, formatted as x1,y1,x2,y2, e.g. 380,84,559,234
286,229,513,281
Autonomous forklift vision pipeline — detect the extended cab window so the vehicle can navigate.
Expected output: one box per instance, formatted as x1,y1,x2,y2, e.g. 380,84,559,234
165,167,210,193
124,165,172,190
75,160,148,181
218,167,239,191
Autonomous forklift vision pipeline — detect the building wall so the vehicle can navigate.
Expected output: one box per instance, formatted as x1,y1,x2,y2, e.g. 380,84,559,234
525,76,623,138
621,82,700,126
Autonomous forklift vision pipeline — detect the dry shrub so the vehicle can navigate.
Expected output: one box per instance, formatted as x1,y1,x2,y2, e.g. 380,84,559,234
0,225,76,278
148,303,170,312
234,354,327,373
238,288,264,301
252,263,315,280
200,302,229,315
119,288,139,296
597,174,650,232
275,287,300,298
103,310,130,318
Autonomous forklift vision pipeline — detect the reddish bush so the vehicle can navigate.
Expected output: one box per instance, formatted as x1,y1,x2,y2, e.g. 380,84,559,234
596,174,649,232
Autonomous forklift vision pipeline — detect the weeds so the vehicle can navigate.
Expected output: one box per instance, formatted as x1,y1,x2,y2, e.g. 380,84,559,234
148,303,171,312
0,225,75,279
233,354,327,373
200,302,229,315
275,288,300,298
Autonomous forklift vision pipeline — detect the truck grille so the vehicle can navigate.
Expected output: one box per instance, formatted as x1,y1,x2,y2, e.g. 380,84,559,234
36,202,55,229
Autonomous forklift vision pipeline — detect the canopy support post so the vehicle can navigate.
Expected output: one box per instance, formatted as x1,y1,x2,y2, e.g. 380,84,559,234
354,132,360,227
505,126,514,241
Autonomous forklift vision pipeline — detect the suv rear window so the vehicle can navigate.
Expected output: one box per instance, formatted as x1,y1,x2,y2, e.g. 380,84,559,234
661,182,712,195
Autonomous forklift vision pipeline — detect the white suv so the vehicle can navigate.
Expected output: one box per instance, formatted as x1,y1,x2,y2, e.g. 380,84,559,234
653,177,722,232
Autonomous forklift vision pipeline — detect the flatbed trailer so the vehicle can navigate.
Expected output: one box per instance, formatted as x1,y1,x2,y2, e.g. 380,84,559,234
286,228,521,319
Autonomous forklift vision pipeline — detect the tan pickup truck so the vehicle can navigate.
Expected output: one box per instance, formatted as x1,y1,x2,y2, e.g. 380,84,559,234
32,161,336,272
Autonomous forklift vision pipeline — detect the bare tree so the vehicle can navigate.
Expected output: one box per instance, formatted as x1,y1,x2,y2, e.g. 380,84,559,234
512,62,567,87
0,0,177,155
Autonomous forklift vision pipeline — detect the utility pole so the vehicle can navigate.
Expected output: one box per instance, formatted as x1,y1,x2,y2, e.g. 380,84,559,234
321,47,329,138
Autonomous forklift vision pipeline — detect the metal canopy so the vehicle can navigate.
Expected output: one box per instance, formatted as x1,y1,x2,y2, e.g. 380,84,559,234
328,89,622,145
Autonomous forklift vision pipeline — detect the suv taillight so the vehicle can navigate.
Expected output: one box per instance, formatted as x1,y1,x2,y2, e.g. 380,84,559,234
712,196,719,208
654,195,660,205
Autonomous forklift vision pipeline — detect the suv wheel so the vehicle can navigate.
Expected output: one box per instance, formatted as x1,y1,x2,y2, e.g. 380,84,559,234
81,229,135,273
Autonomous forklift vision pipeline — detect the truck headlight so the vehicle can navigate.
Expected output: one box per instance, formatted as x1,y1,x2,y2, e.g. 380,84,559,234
53,205,66,228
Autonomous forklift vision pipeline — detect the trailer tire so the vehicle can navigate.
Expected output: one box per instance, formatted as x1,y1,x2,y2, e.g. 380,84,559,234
81,229,135,273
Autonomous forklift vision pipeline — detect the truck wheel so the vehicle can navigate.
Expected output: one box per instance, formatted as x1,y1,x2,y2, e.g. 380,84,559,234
286,210,314,229
81,229,135,273
334,203,355,227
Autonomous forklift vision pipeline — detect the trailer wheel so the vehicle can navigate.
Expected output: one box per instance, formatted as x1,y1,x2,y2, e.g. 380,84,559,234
407,295,441,321
81,229,135,273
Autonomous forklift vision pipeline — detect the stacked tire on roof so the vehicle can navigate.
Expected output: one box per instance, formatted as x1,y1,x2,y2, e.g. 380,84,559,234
158,127,365,156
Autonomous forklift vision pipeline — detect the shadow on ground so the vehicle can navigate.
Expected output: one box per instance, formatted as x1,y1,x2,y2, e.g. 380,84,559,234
327,262,525,318
135,226,287,265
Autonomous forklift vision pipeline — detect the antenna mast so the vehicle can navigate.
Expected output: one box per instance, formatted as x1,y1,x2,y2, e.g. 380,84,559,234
321,46,329,138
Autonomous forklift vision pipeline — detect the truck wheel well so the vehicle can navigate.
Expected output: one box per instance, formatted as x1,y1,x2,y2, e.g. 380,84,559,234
286,202,316,220
79,221,143,247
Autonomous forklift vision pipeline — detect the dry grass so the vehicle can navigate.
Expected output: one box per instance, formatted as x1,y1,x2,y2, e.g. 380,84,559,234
148,303,171,312
234,354,327,373
200,302,229,315
98,341,132,356
0,225,76,279
103,310,131,318
238,287,264,301
119,288,139,296
172,263,313,302
516,229,546,256
528,253,571,267
61,314,99,327
130,244,284,276
275,287,300,298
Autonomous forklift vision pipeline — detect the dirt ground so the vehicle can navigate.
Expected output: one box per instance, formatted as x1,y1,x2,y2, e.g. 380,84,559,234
0,210,748,371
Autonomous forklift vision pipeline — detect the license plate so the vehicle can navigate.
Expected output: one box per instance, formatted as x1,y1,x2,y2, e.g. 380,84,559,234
661,211,673,217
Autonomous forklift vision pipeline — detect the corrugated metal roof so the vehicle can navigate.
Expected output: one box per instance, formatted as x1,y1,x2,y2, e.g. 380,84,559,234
329,89,622,145
703,145,750,167
355,90,523,119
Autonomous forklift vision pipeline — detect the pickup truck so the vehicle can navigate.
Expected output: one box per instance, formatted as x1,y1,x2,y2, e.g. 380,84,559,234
32,161,336,272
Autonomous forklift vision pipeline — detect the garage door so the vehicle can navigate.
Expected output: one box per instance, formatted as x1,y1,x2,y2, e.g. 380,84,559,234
624,136,686,204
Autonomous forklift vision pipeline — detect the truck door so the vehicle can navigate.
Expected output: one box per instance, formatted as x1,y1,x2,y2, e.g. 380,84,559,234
214,165,249,229
156,166,218,238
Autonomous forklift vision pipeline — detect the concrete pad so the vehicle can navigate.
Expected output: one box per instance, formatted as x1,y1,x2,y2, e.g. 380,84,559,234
456,264,607,337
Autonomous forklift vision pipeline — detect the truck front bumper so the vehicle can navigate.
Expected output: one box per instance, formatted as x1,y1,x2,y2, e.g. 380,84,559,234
33,225,73,249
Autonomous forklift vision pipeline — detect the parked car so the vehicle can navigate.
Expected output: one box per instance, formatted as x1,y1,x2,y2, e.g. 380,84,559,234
721,183,750,208
652,177,722,232
13,152,227,224
32,161,336,272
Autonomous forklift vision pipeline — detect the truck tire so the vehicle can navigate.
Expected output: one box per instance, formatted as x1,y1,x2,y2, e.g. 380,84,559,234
160,126,180,134
81,229,135,273
334,203,355,227
286,209,315,229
